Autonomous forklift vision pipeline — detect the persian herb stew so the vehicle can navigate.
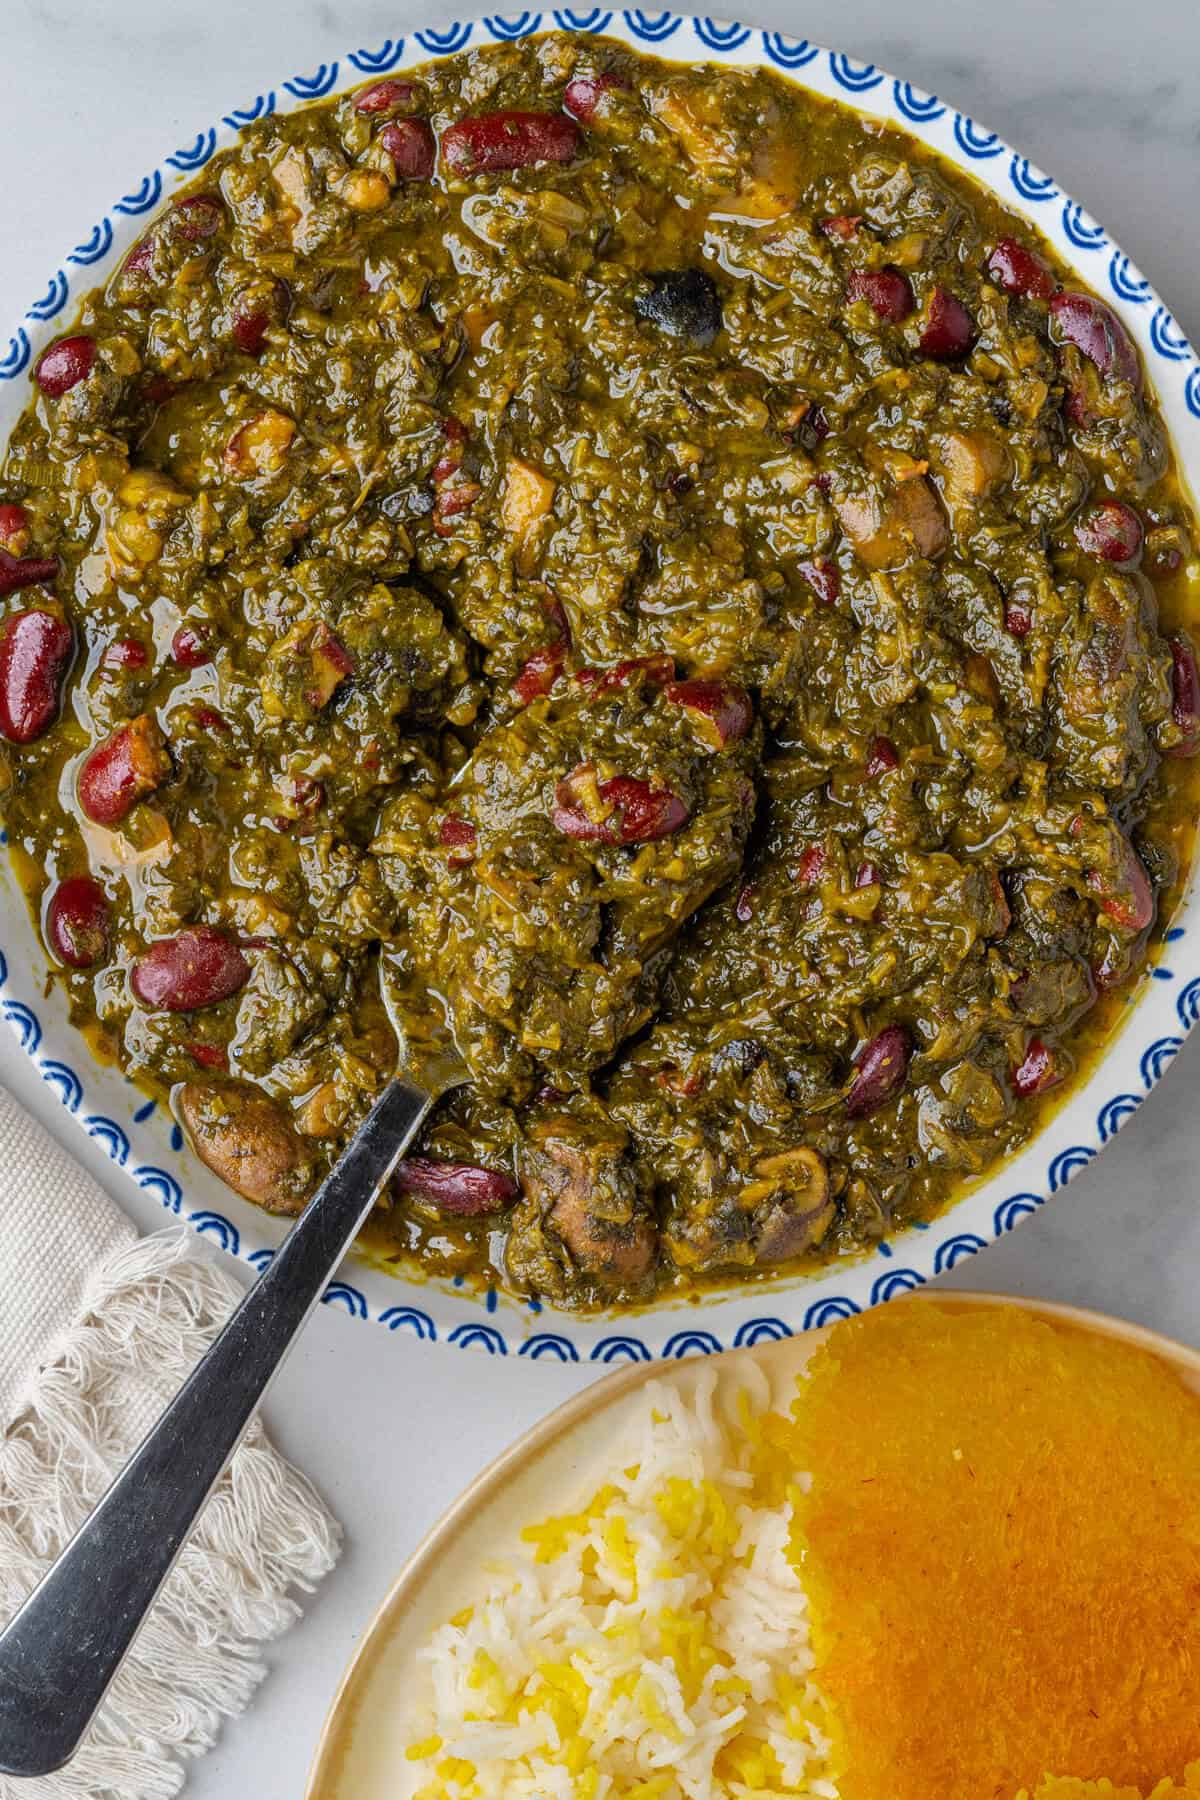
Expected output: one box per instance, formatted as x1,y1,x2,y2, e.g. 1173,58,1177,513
2,34,1198,1308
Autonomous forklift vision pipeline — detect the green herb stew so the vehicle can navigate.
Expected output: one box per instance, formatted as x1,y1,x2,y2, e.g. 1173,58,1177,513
2,33,1198,1308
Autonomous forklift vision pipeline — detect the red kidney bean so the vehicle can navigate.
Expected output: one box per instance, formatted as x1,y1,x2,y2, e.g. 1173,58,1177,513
866,735,899,776
131,927,251,1011
123,236,156,281
1005,598,1033,638
432,414,469,483
1086,843,1154,932
855,860,880,889
438,814,478,865
104,637,149,670
35,335,97,397
45,875,110,968
0,609,72,743
663,677,753,747
230,282,289,357
232,306,269,356
142,374,178,406
658,1063,705,1098
820,214,862,242
987,237,1056,300
0,504,30,550
553,766,690,844
919,287,976,359
441,111,581,177
576,655,674,696
193,705,231,735
806,403,831,444
78,714,170,825
1073,500,1143,564
799,557,840,604
433,481,482,534
513,638,567,705
394,1156,518,1215
735,881,757,922
1167,634,1200,758
1012,1035,1060,1098
186,1040,229,1070
846,267,913,323
171,624,211,667
0,549,59,597
380,118,436,180
563,72,625,122
1049,291,1141,390
171,194,223,240
794,843,826,888
845,1023,911,1119
354,78,417,114
284,774,324,819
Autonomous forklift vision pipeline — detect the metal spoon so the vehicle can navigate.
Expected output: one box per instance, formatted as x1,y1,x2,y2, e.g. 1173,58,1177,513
0,950,465,1778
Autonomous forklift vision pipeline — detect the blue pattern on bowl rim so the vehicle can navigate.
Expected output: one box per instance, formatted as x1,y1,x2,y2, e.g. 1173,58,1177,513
1,12,1197,1360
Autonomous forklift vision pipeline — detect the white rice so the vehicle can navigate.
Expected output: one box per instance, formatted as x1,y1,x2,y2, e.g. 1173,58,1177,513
397,1367,838,1800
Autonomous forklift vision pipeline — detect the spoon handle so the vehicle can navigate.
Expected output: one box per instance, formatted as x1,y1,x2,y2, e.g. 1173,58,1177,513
0,1075,433,1779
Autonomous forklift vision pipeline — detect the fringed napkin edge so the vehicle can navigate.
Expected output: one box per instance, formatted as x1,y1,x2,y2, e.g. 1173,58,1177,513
0,1227,342,1800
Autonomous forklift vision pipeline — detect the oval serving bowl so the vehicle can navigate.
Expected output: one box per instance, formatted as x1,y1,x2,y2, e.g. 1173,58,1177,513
2,13,1199,1362
304,1290,1200,1797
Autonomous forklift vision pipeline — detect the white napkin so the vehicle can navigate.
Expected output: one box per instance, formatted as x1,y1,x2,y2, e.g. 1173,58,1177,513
0,1083,341,1800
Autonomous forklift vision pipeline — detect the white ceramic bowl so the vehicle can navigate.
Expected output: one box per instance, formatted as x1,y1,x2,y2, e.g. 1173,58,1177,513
2,12,1198,1362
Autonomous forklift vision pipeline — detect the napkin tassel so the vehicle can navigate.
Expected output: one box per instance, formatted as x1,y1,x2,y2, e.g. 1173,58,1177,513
0,1228,341,1800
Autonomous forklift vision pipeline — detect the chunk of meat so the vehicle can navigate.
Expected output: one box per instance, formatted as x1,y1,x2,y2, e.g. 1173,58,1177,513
177,1080,316,1214
932,430,1011,504
508,1116,657,1298
500,458,556,536
648,84,741,180
836,475,946,567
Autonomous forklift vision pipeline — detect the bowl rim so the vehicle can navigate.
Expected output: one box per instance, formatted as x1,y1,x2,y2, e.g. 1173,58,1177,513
2,9,1199,1362
301,1289,1200,1797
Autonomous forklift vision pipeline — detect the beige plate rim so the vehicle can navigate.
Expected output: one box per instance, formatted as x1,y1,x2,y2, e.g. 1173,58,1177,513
304,1290,1200,1798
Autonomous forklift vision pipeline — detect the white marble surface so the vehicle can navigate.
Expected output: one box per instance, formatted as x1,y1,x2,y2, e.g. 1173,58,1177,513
2,1,1200,1794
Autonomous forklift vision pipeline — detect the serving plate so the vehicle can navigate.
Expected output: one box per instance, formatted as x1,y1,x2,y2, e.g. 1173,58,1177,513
2,12,1199,1360
303,1290,1200,1796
